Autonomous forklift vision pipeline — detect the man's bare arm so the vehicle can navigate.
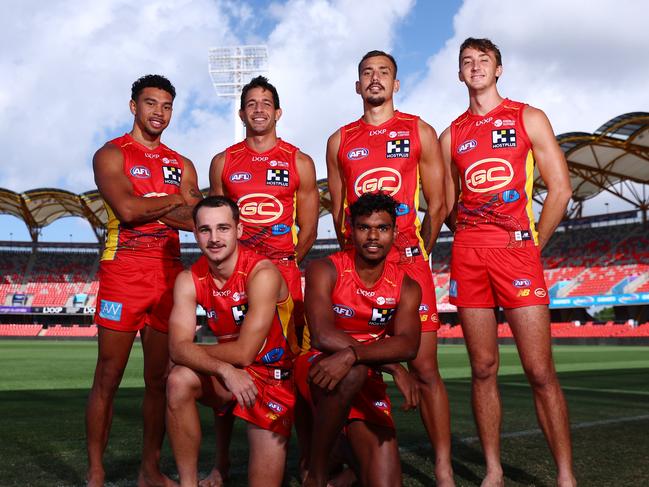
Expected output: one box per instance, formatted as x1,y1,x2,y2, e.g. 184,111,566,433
418,119,447,253
93,143,184,224
524,107,572,250
208,151,227,196
326,130,346,248
202,262,285,366
294,151,319,263
158,156,203,231
439,127,460,232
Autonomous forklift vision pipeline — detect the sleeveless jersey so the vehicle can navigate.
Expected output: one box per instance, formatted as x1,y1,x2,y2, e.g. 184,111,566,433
191,247,297,368
337,111,427,259
450,99,538,248
328,250,405,343
222,140,300,260
101,133,184,261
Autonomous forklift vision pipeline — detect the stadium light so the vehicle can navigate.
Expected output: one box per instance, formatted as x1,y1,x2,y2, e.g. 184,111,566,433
208,45,269,142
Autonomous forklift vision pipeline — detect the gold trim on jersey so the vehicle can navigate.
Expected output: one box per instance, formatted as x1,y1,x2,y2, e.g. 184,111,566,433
101,203,120,261
413,164,429,260
276,293,299,354
524,149,539,245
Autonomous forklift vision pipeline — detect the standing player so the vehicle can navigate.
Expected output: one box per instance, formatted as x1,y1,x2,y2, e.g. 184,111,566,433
87,74,202,487
209,75,318,484
440,38,575,487
327,50,454,485
299,193,422,487
166,196,295,487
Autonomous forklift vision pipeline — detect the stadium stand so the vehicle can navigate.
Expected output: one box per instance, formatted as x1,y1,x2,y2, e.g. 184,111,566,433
0,324,43,337
44,324,98,337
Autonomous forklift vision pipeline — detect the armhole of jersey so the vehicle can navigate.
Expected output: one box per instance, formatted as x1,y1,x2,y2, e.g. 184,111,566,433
292,147,301,189
517,103,532,148
412,116,422,160
449,121,457,160
336,127,346,166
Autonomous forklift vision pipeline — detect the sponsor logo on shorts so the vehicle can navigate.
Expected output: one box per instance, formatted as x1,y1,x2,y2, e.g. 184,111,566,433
99,300,123,322
512,279,531,288
419,304,429,312
502,189,520,203
266,168,289,187
514,230,532,241
354,167,401,196
130,166,151,178
333,304,354,318
347,148,369,160
162,166,182,186
534,288,547,298
231,303,248,326
262,347,284,364
464,158,513,193
267,401,284,413
449,279,458,298
271,224,291,235
374,400,389,409
369,307,395,326
431,313,439,323
517,289,531,297
239,194,283,224
404,246,421,258
492,129,517,149
229,172,251,183
421,315,428,321
458,139,477,154
386,139,410,158
395,203,409,216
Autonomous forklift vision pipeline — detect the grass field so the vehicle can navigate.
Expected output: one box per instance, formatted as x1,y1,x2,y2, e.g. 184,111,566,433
1,341,648,486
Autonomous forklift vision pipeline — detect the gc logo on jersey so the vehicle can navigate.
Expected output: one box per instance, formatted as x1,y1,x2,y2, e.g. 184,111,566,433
492,129,517,149
464,158,513,193
386,139,410,158
231,303,248,326
353,167,401,196
239,194,284,224
162,166,182,186
369,307,395,326
267,169,289,187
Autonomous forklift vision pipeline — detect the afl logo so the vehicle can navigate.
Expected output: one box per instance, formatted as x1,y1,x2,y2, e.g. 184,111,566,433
230,172,251,183
347,148,369,160
465,158,513,193
239,193,283,224
333,305,354,318
457,139,477,154
354,167,402,197
130,166,151,178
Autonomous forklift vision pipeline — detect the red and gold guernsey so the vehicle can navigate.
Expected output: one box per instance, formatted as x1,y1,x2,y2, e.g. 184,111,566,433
450,99,539,248
191,247,298,369
338,112,427,259
221,140,300,261
327,250,405,344
101,133,184,262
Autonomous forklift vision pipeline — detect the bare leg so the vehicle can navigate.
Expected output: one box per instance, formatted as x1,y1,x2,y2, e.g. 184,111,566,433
506,305,576,487
408,332,455,487
294,391,313,482
138,326,177,487
347,421,401,487
199,413,234,487
459,307,504,487
247,424,288,487
303,364,368,487
86,327,136,487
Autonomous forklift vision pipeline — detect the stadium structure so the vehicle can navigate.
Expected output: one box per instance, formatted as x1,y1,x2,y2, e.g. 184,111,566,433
1,112,649,341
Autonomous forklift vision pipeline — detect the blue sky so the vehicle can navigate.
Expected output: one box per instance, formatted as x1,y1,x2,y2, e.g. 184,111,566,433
1,0,646,242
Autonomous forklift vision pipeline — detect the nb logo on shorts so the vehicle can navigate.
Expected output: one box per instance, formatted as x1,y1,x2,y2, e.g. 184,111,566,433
99,300,123,322
449,279,458,298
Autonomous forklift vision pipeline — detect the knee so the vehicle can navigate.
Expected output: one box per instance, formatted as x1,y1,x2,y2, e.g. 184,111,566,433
166,366,199,408
93,360,127,396
471,356,499,382
144,366,168,392
524,364,557,390
337,364,368,397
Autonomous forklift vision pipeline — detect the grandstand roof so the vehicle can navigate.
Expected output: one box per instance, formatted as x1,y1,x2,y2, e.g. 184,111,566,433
2,112,648,241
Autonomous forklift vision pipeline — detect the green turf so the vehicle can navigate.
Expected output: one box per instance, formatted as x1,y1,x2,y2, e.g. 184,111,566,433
0,341,648,486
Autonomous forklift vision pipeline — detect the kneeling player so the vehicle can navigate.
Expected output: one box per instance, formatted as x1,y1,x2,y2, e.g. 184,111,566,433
166,196,296,487
299,193,422,487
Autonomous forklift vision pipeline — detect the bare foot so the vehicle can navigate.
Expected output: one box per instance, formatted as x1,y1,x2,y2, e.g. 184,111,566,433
327,467,356,487
480,472,504,487
137,469,179,487
199,467,229,487
86,468,105,487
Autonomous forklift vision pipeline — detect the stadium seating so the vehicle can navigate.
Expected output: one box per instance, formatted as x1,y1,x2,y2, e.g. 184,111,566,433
0,324,43,337
44,324,98,337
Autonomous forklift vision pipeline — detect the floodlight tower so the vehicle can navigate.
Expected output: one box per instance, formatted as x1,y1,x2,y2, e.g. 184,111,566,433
208,45,269,143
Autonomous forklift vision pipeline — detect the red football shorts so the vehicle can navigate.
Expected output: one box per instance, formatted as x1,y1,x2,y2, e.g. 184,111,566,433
294,351,394,429
387,248,440,332
273,258,305,329
95,256,183,333
201,364,295,437
449,246,549,308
